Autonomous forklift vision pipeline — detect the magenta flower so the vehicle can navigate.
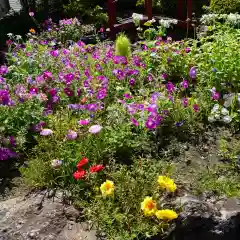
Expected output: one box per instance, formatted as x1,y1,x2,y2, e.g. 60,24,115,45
40,129,53,136
66,130,78,140
87,103,98,112
123,93,132,99
180,79,189,89
183,98,188,107
189,67,197,79
64,87,74,97
130,118,139,126
212,91,220,100
49,88,57,96
29,87,38,95
145,117,157,129
50,50,59,57
89,125,102,134
129,78,135,86
96,88,107,100
43,71,53,79
193,104,199,112
185,47,191,53
78,119,90,125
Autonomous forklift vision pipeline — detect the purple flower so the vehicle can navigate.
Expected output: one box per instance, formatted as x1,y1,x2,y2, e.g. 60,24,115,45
78,119,90,125
127,69,139,76
113,69,125,80
32,121,46,132
147,103,158,113
130,118,139,126
66,130,78,140
185,47,191,53
176,120,184,127
87,103,98,112
64,73,75,84
180,79,189,89
145,117,157,129
161,73,167,80
189,67,197,79
63,49,70,55
64,87,74,97
166,81,175,94
50,50,59,57
95,64,102,71
150,92,161,103
96,88,107,100
193,104,199,112
0,147,18,161
0,89,11,105
89,125,102,134
9,136,16,148
129,78,135,86
40,128,53,136
29,87,38,95
113,56,128,65
0,65,8,75
148,74,153,82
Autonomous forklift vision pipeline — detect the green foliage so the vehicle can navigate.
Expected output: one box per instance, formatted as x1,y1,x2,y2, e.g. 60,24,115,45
115,33,131,58
0,99,44,150
83,158,173,240
210,0,240,13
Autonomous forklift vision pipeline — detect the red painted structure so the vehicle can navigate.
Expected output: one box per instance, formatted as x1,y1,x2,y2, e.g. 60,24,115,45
108,0,193,35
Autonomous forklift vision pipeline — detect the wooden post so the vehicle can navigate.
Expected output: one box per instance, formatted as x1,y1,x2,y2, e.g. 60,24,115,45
177,0,183,20
108,0,116,30
145,0,152,20
187,0,193,19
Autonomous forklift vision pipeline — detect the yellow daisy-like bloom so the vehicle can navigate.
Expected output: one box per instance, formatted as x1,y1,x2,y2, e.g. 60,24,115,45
155,209,178,221
100,180,115,197
158,176,177,192
141,196,157,216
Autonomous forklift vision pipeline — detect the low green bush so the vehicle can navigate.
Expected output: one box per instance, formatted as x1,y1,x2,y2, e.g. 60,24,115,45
210,0,240,13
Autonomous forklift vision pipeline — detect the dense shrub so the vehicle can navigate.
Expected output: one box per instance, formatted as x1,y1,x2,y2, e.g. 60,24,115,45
210,0,240,13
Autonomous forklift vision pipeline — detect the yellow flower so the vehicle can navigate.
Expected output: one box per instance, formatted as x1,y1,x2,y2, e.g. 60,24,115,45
155,209,178,221
100,180,115,196
158,176,177,192
141,197,157,216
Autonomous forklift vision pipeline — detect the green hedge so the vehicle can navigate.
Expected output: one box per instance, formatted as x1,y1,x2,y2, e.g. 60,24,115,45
210,0,240,13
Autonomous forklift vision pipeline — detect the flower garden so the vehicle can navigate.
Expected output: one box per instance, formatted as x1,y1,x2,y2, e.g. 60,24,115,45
1,0,240,239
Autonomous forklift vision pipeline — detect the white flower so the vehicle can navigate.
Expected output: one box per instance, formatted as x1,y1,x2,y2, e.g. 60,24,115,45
7,33,13,37
208,116,216,123
51,159,63,169
15,35,22,40
221,108,229,116
214,114,221,120
211,104,220,114
132,13,144,21
136,27,143,32
89,125,102,134
222,115,232,124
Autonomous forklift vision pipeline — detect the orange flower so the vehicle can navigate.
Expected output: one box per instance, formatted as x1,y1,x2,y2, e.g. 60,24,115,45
29,28,36,34
81,96,87,104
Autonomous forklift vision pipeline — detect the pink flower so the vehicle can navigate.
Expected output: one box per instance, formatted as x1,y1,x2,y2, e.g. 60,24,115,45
29,12,34,17
78,119,90,125
130,118,139,126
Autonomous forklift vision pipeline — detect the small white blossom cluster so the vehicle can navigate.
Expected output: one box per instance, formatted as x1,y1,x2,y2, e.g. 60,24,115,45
159,19,178,28
132,13,144,26
208,104,232,124
200,13,240,26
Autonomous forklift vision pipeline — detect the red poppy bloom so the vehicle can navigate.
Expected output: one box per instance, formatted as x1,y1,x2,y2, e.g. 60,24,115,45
90,164,105,173
76,157,89,169
73,169,86,180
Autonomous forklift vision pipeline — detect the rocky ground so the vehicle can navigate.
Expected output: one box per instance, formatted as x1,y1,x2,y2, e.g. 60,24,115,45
1,127,240,240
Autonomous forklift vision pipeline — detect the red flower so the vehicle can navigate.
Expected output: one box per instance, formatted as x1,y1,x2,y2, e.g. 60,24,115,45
90,164,105,173
76,157,89,169
73,169,86,180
